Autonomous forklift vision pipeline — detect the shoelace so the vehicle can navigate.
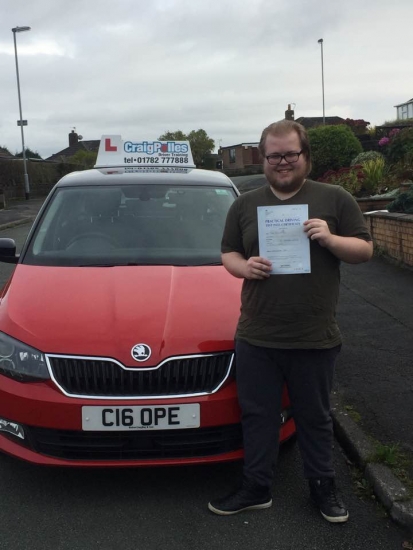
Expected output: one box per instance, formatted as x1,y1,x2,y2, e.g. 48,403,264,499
321,481,344,509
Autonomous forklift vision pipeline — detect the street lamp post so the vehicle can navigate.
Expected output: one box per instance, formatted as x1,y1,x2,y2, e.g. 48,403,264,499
12,26,31,200
317,38,325,125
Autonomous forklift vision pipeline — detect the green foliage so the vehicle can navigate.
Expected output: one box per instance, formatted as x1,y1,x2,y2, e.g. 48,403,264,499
187,129,215,167
158,130,187,141
351,151,384,166
389,151,413,183
381,118,413,127
319,165,364,196
158,128,215,167
308,124,363,180
371,443,403,467
351,469,375,500
0,159,59,198
361,157,387,194
15,147,42,159
386,127,413,164
68,149,97,169
322,158,390,196
387,188,413,214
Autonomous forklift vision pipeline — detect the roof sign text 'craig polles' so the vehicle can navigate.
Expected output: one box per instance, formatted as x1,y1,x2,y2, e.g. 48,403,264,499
95,135,195,173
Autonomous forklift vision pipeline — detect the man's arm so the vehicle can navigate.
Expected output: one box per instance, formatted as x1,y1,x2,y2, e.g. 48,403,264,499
303,218,373,264
222,251,272,279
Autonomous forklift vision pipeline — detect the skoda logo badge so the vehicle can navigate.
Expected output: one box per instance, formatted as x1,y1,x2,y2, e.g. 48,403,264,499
131,343,151,362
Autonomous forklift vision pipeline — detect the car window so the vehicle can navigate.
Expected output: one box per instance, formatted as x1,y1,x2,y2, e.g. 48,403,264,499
23,184,236,267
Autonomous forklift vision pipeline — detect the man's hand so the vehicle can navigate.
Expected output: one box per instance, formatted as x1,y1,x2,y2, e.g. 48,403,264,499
221,252,272,279
303,218,332,247
303,218,373,263
244,256,272,280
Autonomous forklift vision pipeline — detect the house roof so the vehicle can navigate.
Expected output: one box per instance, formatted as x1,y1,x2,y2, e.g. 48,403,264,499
45,140,100,162
295,116,345,128
0,147,15,160
394,98,413,108
220,143,259,149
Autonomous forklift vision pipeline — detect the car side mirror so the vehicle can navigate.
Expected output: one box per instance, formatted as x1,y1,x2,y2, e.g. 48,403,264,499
0,238,19,264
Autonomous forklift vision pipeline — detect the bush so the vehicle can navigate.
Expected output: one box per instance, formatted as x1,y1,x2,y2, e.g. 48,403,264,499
386,127,413,164
388,150,413,184
319,165,364,196
387,188,413,214
308,125,363,180
361,157,387,194
351,151,384,166
381,118,413,127
344,118,370,136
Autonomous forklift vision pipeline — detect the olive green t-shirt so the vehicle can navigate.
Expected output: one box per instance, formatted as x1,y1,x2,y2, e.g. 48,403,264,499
221,180,372,349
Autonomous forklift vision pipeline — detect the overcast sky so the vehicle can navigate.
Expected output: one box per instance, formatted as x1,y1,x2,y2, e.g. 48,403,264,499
1,0,412,159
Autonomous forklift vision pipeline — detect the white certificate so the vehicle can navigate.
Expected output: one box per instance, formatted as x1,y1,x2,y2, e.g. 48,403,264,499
257,204,311,275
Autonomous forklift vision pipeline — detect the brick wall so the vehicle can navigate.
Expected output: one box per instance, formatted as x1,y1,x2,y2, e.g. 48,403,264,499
364,212,413,267
356,198,393,213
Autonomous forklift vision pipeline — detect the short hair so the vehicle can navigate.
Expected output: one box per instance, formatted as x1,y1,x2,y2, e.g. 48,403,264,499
259,120,312,175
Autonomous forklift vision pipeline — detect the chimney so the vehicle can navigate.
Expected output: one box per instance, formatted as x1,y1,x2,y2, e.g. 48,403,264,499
285,104,295,121
69,129,79,147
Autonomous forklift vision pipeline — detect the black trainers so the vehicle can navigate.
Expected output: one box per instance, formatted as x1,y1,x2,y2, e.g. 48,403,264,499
208,479,272,516
309,477,349,523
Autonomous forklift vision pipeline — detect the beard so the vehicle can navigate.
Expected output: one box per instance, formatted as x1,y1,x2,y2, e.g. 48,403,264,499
264,164,307,196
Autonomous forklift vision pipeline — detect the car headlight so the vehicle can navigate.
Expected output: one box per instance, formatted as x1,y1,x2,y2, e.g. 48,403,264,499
0,332,49,382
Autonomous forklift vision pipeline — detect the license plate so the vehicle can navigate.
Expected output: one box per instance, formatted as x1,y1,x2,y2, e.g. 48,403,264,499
82,404,200,431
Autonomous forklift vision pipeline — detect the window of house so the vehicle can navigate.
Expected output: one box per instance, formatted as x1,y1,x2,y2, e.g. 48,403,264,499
229,148,236,163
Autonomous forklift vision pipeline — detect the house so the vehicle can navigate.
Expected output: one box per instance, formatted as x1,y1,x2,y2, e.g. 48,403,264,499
394,98,413,120
0,147,15,160
45,130,100,162
219,142,261,174
219,105,348,174
294,116,345,128
284,103,345,128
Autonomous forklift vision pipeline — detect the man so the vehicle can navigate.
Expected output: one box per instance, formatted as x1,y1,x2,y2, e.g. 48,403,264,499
208,120,373,522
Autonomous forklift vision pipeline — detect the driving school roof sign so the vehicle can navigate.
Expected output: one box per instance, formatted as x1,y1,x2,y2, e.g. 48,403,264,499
95,135,196,172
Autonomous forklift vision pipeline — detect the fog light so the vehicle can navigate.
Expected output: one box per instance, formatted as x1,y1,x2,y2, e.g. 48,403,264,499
0,418,25,439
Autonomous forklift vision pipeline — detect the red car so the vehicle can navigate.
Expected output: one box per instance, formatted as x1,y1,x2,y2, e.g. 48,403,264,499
0,137,295,467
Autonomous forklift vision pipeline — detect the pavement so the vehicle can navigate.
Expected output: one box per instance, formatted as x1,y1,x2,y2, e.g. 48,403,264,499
0,196,46,230
0,195,412,535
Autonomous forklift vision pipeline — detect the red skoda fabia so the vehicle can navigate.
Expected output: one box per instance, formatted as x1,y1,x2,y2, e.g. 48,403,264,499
0,162,295,466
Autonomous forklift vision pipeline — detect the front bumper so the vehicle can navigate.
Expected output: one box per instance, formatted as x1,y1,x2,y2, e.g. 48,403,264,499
0,374,295,467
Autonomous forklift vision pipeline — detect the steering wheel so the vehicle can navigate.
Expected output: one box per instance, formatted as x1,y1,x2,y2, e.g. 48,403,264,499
65,232,119,250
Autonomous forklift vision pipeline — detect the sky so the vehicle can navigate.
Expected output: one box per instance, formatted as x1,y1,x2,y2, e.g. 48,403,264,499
1,0,412,159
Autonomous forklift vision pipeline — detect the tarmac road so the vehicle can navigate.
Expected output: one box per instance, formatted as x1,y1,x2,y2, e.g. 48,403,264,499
0,428,409,550
336,258,413,470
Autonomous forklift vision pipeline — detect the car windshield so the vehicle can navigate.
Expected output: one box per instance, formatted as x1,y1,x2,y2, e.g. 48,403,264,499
23,184,236,267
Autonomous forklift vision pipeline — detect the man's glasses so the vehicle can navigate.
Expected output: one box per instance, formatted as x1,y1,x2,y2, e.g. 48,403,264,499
265,151,303,165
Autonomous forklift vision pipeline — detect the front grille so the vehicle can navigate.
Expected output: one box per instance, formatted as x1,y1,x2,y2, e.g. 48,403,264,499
25,424,243,461
48,353,233,397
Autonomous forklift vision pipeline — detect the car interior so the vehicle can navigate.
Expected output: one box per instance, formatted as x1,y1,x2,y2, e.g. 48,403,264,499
24,184,235,266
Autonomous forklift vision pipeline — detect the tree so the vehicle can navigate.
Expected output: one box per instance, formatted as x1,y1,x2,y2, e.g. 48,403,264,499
187,129,215,167
344,118,370,136
158,129,215,167
15,147,42,159
68,149,97,168
158,130,187,142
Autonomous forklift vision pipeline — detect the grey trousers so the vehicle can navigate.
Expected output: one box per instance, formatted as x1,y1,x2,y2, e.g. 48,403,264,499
235,339,341,487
